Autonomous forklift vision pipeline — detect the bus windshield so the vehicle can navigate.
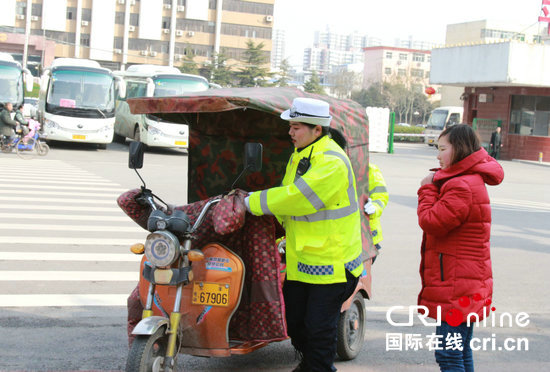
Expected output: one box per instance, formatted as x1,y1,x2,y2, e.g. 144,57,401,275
426,110,449,130
153,77,209,97
0,65,23,104
47,70,115,111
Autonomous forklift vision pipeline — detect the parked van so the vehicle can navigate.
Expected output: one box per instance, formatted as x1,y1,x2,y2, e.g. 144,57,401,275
113,65,209,148
424,106,463,146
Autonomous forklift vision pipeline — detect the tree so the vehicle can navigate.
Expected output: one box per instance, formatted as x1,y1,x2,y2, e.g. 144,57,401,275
202,49,234,87
179,45,199,75
276,58,291,87
236,40,272,87
351,83,387,108
330,70,360,99
303,70,325,95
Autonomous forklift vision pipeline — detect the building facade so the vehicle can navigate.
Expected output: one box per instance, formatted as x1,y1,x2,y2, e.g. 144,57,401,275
431,40,550,161
270,28,285,70
362,46,437,101
0,0,275,73
440,19,543,106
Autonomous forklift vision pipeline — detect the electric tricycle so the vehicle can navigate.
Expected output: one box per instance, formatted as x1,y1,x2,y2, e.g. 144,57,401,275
118,87,376,371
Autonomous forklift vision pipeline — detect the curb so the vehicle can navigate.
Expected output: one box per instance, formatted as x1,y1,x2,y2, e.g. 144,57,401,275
511,159,550,168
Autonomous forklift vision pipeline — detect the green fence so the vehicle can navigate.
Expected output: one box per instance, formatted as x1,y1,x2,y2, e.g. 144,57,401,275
472,118,501,152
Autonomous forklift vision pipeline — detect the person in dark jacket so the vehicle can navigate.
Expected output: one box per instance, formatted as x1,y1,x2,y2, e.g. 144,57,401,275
418,124,504,372
489,126,503,159
14,104,30,141
0,102,18,141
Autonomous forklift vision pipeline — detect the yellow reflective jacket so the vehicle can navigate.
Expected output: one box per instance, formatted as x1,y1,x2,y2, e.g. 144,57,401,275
248,135,363,284
368,163,389,245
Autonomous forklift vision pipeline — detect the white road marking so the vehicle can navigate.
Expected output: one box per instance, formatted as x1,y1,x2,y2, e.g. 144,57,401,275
0,213,130,221
0,271,137,281
0,178,116,186
0,252,142,262
0,189,123,197
0,223,144,233
0,236,140,245
0,294,129,307
0,196,117,204
0,204,122,212
0,184,125,192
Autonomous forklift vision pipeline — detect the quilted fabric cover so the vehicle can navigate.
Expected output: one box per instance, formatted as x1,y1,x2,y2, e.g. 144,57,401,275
118,189,287,343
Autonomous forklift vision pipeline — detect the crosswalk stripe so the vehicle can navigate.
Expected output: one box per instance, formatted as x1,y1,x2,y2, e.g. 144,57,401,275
0,294,129,307
0,189,124,198
0,271,137,281
0,252,142,262
0,204,122,212
0,223,145,233
2,170,104,177
0,159,145,308
0,178,117,186
0,196,118,204
0,184,126,192
0,212,130,221
0,236,139,245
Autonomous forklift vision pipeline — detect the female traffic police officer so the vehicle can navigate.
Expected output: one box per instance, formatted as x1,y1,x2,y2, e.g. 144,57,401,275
245,97,362,372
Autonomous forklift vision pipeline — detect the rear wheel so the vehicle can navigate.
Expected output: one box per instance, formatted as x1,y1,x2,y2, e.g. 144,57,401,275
337,292,366,360
16,137,37,160
126,327,171,372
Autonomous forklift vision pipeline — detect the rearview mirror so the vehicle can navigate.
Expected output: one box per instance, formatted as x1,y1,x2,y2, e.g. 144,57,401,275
129,141,145,169
244,143,262,172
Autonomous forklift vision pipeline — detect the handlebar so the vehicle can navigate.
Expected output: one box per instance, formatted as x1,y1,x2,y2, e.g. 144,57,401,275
189,197,221,234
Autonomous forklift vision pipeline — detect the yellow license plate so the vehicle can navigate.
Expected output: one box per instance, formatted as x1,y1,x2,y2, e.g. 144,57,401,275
73,134,86,140
175,141,187,146
192,282,229,307
428,139,434,143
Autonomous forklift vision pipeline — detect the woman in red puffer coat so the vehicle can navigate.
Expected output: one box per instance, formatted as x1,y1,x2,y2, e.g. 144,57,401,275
417,124,504,372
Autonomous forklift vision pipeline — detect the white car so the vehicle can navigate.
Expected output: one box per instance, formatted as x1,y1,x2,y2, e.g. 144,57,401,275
23,97,38,118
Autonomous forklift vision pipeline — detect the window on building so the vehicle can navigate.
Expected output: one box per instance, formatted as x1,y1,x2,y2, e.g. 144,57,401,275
80,33,90,47
412,53,425,62
399,53,407,61
162,17,171,29
425,71,430,79
82,9,92,22
384,67,392,75
398,69,406,76
385,52,392,59
411,69,424,78
32,3,42,17
130,13,139,26
509,95,550,137
115,12,124,24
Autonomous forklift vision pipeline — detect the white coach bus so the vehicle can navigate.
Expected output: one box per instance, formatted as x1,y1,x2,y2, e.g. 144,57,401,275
113,65,209,148
38,58,125,148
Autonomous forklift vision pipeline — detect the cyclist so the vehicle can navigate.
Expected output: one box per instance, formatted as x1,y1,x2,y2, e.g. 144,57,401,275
14,104,31,143
0,102,18,146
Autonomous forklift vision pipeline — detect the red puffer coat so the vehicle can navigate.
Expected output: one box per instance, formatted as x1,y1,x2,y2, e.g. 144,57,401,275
417,148,504,324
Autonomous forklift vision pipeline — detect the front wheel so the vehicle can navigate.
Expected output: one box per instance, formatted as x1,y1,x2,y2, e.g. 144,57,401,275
16,137,37,160
37,141,50,156
126,327,171,372
337,292,366,360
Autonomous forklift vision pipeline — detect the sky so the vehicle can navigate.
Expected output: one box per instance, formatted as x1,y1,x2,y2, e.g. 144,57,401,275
273,0,546,67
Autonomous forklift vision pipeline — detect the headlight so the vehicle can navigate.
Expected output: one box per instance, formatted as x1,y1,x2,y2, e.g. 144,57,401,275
148,125,162,135
99,124,113,132
144,230,180,267
45,119,60,129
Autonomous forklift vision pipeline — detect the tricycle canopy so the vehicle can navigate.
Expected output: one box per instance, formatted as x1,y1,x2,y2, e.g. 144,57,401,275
128,87,375,258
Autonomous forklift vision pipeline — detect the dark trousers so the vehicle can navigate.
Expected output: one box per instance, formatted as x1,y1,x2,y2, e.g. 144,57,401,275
435,321,474,372
283,270,358,372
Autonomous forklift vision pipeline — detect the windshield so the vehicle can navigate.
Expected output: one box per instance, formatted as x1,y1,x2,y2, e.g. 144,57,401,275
0,65,23,105
153,76,209,97
47,69,115,112
426,110,449,130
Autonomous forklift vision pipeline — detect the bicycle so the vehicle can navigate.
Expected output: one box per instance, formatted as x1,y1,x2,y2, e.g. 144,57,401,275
1,120,49,159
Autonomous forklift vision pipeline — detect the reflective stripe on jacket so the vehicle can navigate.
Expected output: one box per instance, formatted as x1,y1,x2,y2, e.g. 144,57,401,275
249,135,363,284
368,163,388,245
